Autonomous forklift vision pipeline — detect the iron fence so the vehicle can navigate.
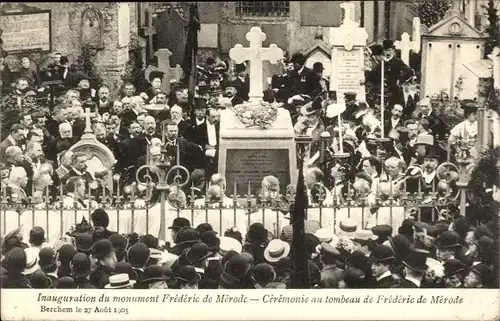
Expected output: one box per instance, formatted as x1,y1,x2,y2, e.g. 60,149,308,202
0,179,466,244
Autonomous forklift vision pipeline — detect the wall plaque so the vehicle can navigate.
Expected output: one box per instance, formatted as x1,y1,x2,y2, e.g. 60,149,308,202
0,11,51,54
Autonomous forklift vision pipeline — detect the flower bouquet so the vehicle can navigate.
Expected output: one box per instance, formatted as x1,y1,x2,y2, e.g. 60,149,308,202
231,100,279,129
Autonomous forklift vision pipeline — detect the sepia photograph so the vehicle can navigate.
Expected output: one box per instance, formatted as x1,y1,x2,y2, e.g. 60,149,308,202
0,0,499,320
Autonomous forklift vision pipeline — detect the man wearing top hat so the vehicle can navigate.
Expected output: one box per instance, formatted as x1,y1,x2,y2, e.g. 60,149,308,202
185,96,209,148
288,52,322,97
382,39,414,101
232,63,250,104
392,249,429,288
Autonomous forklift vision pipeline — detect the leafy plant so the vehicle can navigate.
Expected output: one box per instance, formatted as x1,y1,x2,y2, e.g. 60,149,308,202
73,45,102,88
122,49,147,91
418,0,451,28
482,0,500,56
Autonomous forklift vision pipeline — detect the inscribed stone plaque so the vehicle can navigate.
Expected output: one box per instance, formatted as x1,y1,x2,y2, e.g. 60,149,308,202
0,11,51,53
225,149,290,196
331,47,365,100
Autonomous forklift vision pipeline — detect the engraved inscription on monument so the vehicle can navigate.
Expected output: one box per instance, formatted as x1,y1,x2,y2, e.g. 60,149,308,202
225,149,290,196
0,11,51,53
333,47,363,95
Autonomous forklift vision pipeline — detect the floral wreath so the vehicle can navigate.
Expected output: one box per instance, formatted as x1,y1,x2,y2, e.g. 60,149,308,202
230,100,279,130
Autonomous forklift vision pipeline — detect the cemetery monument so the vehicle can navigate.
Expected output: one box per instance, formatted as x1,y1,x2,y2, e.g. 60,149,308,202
219,27,297,196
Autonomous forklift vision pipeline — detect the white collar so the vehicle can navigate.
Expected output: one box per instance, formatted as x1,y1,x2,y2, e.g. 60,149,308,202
405,275,421,287
376,270,392,282
194,267,205,274
298,66,305,74
423,171,436,184
72,167,83,176
195,118,205,126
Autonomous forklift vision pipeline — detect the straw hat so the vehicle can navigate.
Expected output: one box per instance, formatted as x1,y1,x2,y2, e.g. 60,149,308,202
264,239,290,263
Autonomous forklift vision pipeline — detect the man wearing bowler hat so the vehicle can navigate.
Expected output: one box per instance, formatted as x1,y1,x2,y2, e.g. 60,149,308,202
392,248,429,288
369,245,398,288
289,52,322,97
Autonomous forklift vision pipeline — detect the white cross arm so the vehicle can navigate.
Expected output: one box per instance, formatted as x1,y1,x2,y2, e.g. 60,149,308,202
261,44,284,64
229,44,249,64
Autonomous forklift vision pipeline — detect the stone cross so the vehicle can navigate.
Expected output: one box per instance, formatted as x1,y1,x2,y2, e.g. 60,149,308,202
395,18,421,65
83,108,95,136
143,9,157,60
488,47,500,90
340,1,357,26
229,27,284,102
144,49,184,94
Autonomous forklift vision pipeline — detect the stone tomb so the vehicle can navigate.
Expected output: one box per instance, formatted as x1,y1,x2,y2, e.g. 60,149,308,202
218,108,297,196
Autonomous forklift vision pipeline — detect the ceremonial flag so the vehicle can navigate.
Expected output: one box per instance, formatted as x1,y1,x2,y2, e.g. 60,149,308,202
182,4,200,109
290,162,310,289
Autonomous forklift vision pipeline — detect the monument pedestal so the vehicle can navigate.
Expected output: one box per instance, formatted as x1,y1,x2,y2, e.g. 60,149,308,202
218,108,297,196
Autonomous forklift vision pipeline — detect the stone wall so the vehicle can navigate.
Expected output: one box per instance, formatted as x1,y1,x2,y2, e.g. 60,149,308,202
3,2,139,97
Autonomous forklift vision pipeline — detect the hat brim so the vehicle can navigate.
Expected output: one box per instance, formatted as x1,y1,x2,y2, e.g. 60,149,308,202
176,274,202,284
23,261,40,275
187,252,212,264
263,243,291,263
402,261,428,273
105,280,136,289
141,276,166,284
76,245,94,253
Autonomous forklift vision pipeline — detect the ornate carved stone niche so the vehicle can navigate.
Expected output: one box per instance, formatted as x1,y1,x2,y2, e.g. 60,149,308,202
81,6,104,52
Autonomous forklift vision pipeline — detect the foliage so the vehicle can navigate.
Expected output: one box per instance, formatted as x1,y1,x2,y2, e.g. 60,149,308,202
484,86,500,115
122,49,146,92
482,0,500,56
73,45,103,88
418,0,451,28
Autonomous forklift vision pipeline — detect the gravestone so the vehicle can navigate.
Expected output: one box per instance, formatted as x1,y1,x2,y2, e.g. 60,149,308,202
421,0,486,99
394,17,421,65
144,49,184,94
218,108,297,196
69,108,117,191
229,27,284,102
329,2,368,101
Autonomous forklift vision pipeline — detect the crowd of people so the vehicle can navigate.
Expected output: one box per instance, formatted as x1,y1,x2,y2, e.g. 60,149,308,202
0,207,497,289
0,36,498,289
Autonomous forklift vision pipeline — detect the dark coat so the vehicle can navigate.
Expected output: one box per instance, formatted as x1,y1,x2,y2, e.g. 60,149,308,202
74,278,96,289
0,137,14,163
289,67,322,97
72,119,86,138
391,278,419,288
419,110,448,141
165,138,205,172
233,75,250,102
